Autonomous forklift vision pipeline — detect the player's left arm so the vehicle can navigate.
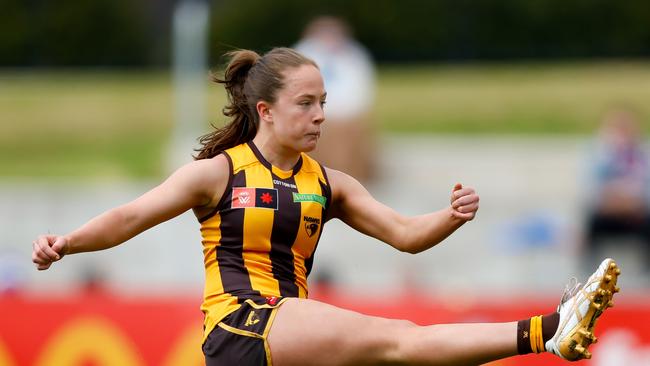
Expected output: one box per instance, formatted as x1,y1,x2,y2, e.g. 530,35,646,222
327,168,479,254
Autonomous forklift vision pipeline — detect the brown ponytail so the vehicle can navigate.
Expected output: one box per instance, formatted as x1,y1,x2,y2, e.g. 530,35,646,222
195,47,317,160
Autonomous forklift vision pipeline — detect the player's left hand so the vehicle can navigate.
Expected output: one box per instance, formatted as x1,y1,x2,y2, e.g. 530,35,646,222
450,183,479,221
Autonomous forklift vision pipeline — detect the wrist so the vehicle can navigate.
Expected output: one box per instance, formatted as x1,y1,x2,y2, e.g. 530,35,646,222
62,234,74,255
447,206,467,225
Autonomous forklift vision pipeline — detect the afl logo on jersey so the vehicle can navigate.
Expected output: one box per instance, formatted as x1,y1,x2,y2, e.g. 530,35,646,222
303,216,321,237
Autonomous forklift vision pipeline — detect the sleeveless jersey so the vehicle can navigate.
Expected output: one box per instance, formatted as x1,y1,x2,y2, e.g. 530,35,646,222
199,141,331,340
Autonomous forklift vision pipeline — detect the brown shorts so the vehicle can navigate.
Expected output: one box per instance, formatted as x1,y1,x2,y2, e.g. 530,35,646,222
203,297,287,366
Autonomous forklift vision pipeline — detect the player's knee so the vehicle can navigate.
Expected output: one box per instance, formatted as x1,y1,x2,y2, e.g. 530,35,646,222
373,318,419,365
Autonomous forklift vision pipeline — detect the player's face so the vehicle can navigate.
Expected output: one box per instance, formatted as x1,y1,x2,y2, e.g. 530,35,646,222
269,64,326,152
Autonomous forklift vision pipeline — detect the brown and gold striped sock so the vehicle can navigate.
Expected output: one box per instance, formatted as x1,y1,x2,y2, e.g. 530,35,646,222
517,312,560,354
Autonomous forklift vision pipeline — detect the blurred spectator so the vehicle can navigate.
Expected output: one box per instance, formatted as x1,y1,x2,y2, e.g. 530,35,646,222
294,16,376,182
583,108,650,272
0,251,24,296
309,265,337,300
79,264,109,295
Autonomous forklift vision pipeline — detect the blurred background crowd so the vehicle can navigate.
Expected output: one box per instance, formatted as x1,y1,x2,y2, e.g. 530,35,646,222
1,1,650,365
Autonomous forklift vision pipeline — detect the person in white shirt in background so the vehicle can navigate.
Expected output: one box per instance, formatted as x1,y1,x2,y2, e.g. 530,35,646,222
295,16,376,183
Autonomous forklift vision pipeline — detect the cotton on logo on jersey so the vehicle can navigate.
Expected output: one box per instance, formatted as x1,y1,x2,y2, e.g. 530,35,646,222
232,187,278,210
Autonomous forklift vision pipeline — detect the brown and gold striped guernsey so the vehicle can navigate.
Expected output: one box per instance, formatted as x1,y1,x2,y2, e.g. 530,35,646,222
199,141,331,340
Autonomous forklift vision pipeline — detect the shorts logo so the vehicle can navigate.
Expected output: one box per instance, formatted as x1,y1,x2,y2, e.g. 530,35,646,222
245,310,260,327
232,188,278,210
303,216,321,237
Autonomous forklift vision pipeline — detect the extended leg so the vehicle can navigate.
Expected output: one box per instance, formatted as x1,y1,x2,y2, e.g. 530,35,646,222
268,298,518,366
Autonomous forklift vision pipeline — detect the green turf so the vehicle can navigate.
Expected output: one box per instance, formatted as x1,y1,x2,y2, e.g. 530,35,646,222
0,71,178,179
377,61,650,134
1,62,649,179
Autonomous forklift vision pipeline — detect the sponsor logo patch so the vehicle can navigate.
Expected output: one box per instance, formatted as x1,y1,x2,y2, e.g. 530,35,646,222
303,215,321,237
292,192,326,207
232,187,278,210
273,179,297,189
232,188,255,208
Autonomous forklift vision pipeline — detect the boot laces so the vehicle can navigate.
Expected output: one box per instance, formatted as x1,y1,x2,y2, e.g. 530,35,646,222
558,277,582,309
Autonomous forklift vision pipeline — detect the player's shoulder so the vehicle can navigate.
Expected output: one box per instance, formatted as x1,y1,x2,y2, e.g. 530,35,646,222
184,153,229,171
324,167,365,199
173,154,230,187
324,167,357,183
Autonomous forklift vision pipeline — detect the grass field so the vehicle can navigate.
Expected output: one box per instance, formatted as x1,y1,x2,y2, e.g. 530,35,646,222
379,61,650,134
1,62,649,179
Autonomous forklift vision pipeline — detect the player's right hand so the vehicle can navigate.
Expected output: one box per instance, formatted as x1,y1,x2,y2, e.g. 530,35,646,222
32,235,69,271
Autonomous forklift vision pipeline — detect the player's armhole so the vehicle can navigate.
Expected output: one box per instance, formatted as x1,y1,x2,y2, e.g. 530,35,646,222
319,164,334,222
198,153,233,223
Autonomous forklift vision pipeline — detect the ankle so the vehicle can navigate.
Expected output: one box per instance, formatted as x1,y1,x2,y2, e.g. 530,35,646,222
516,312,559,355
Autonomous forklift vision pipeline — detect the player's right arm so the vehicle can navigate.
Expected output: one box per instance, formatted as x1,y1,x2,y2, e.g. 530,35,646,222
31,155,230,270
